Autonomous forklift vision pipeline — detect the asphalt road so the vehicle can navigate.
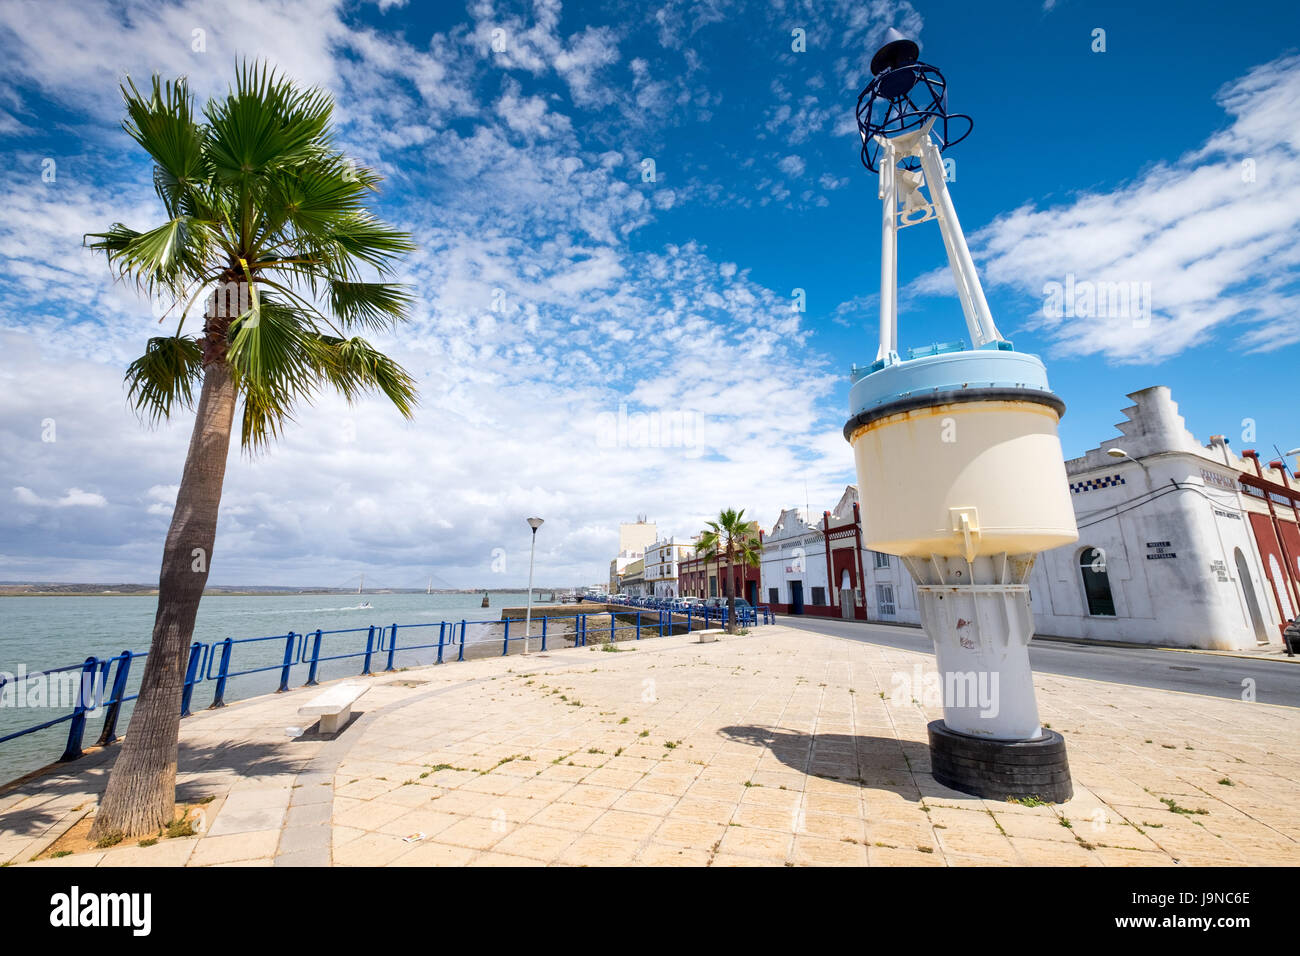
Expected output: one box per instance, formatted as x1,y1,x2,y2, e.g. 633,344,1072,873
777,615,1300,708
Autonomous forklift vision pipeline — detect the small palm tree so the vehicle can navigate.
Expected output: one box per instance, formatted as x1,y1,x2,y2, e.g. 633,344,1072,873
695,508,761,634
85,64,418,840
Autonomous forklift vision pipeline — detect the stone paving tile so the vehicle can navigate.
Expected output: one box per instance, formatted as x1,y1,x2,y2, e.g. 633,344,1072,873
4,625,1298,868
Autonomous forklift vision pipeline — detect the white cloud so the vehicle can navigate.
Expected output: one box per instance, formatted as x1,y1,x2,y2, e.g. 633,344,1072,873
14,486,107,508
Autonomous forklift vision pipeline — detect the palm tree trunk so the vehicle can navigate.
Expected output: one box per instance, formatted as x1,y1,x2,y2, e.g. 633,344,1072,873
726,541,738,634
90,360,236,840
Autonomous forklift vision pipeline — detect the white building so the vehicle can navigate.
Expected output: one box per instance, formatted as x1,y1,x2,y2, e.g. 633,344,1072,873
643,537,693,598
1031,386,1295,651
759,486,920,624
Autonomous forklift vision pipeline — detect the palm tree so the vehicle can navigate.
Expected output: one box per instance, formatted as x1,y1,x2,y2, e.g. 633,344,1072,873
695,508,761,634
84,65,418,840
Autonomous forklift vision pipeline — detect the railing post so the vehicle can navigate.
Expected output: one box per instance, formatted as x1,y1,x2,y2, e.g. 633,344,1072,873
687,608,692,632
636,612,641,641
437,622,446,664
610,612,615,644
59,657,99,762
306,629,324,686
96,651,134,746
180,642,203,716
458,620,466,662
362,626,375,675
277,632,297,691
541,616,547,652
503,618,510,657
386,622,399,671
210,639,233,709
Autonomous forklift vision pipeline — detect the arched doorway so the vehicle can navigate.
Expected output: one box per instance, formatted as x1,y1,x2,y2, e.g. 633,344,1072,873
1079,547,1115,616
1234,548,1269,644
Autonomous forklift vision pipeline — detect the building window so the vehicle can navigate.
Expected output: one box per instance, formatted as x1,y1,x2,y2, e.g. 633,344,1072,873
873,551,890,569
876,584,896,616
1079,548,1116,617
811,586,826,606
769,587,779,605
709,576,717,597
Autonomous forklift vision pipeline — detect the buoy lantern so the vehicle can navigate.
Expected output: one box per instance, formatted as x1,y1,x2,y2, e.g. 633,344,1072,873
845,31,1078,801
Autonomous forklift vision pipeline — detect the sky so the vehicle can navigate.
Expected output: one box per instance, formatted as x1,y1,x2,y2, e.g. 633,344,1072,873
0,0,1297,589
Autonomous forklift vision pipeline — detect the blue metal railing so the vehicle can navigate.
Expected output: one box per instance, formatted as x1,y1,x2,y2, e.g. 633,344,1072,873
0,602,772,777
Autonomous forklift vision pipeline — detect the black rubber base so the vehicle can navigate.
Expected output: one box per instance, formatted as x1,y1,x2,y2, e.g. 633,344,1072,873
927,720,1073,803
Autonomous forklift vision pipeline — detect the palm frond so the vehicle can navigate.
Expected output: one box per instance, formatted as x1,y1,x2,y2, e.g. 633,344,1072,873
203,60,333,185
309,335,418,418
325,281,413,331
124,335,204,424
85,217,215,294
120,76,208,216
225,299,318,450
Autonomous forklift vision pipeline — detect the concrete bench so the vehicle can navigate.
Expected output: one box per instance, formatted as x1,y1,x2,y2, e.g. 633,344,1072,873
298,682,368,734
695,628,724,644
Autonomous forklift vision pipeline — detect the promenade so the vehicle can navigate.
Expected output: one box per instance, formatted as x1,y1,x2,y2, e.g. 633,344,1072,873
3,624,1298,867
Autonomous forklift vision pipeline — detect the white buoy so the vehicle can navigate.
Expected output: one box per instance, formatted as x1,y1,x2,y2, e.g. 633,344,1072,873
845,32,1079,800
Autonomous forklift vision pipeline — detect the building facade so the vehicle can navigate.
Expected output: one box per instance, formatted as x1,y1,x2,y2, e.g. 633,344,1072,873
1030,386,1296,651
759,486,920,624
678,523,764,604
643,537,693,598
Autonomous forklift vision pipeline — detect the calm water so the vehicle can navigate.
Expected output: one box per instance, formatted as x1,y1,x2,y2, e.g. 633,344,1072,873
0,591,539,784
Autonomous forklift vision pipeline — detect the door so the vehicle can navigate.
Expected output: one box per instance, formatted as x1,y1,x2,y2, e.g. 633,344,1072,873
790,580,804,614
839,570,854,619
1234,548,1269,644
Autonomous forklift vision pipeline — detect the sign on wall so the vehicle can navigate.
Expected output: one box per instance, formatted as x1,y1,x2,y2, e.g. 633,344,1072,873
1145,540,1177,560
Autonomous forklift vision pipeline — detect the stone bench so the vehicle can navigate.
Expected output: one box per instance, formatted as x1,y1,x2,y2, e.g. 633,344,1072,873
298,682,368,735
695,628,724,644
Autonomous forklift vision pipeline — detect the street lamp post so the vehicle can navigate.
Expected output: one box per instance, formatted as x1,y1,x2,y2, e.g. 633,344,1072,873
524,517,544,655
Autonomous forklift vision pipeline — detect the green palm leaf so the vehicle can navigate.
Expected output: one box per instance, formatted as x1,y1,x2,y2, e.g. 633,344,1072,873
124,335,204,424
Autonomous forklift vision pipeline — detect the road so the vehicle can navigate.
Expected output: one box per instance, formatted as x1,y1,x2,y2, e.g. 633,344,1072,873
777,615,1300,707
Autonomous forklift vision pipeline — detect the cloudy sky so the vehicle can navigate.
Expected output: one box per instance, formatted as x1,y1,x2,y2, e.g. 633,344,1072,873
1,0,1297,589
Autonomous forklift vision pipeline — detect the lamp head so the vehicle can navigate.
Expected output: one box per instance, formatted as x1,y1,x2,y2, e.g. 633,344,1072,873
527,517,544,531
1105,448,1128,459
1286,447,1300,457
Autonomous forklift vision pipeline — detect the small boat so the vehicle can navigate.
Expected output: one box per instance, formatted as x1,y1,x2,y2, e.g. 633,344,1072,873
481,591,490,608
359,601,372,609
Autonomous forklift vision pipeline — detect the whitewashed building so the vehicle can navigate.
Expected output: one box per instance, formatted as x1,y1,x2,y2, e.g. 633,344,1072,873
759,486,920,624
1031,386,1296,651
643,537,693,598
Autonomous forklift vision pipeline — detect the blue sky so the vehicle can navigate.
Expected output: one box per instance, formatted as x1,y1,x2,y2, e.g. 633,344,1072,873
0,0,1297,588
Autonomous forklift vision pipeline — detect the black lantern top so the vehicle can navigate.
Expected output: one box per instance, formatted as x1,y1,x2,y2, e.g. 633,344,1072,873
855,29,972,173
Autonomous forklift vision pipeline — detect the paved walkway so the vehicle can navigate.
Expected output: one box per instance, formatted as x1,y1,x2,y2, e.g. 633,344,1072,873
4,625,1298,867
